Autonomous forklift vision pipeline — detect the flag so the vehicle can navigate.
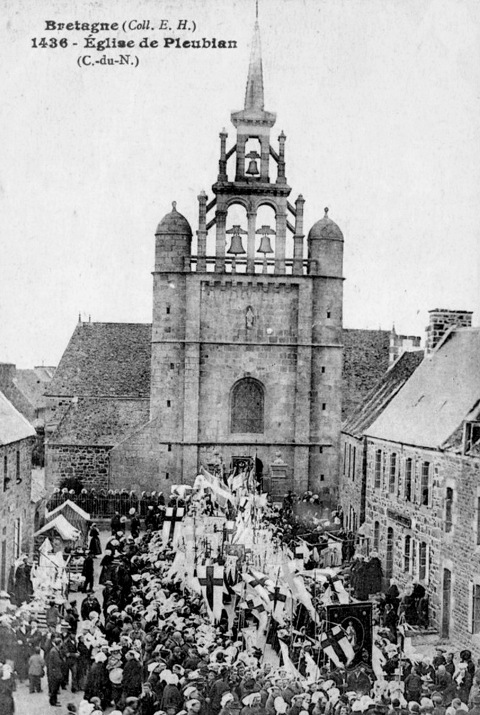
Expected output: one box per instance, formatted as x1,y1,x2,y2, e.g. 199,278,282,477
162,507,185,545
304,651,322,684
294,540,311,563
242,570,272,610
197,563,224,623
323,574,349,604
200,466,235,506
269,583,289,625
229,471,247,493
318,625,355,667
279,640,302,679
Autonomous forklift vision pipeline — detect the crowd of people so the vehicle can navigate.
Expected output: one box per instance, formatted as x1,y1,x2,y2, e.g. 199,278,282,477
0,482,478,715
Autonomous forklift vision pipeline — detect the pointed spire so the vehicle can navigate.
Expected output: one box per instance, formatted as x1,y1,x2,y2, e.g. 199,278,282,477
244,20,264,112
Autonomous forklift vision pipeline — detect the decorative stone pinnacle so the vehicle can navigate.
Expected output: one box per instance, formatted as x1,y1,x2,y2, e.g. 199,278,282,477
324,207,329,216
172,201,177,211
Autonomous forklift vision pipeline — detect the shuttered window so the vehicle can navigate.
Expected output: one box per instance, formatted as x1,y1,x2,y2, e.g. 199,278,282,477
231,378,264,434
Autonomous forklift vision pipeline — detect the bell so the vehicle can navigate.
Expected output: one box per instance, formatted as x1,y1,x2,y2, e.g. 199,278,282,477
227,234,246,254
245,150,260,176
256,225,275,255
258,234,273,254
226,225,247,255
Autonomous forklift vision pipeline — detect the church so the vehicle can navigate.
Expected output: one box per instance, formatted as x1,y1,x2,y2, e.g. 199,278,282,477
45,18,346,501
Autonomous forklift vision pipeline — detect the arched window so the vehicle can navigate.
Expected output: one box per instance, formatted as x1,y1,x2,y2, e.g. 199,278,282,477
231,378,264,433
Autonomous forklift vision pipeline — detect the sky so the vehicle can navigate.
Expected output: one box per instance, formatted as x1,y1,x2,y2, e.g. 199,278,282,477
1,0,479,367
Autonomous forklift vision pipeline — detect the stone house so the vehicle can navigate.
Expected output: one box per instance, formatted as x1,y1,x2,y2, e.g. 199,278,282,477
340,349,423,531
362,324,480,654
0,391,37,591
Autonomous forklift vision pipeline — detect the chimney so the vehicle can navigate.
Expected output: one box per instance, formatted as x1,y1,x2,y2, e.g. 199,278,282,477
425,309,473,355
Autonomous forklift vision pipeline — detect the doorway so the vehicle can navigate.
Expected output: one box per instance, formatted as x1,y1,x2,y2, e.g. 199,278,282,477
385,526,394,579
442,568,452,638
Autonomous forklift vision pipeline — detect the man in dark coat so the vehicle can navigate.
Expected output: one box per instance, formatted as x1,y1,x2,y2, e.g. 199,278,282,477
84,653,111,709
82,552,95,593
80,593,101,621
46,637,64,706
14,557,34,605
123,650,143,700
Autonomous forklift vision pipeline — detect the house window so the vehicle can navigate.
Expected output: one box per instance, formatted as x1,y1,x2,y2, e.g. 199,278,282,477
373,521,380,553
231,378,264,434
472,584,480,634
405,458,412,501
343,443,347,476
166,305,170,314
3,455,8,492
445,488,453,533
476,497,480,546
352,446,356,482
404,535,411,573
13,518,21,560
16,451,21,484
389,453,397,493
374,450,382,489
419,542,428,581
465,421,480,454
421,462,430,505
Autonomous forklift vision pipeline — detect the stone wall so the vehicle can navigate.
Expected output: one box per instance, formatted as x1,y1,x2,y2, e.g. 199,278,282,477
339,432,365,530
46,444,112,492
364,435,480,656
441,452,480,654
364,437,443,626
0,437,35,591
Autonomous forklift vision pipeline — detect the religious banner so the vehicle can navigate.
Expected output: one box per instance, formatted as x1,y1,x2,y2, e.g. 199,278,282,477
323,573,350,605
326,602,373,666
162,507,185,546
197,563,224,623
318,624,355,668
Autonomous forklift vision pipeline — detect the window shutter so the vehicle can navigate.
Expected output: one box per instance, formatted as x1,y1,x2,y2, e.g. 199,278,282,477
425,544,430,584
468,581,474,634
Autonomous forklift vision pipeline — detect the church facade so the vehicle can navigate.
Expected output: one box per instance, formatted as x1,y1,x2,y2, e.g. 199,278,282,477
108,20,345,498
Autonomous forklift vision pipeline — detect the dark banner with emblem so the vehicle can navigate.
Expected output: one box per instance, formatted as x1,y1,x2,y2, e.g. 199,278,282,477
326,602,373,666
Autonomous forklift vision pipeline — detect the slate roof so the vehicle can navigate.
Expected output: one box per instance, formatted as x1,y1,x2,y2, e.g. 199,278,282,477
14,367,53,410
342,329,391,419
49,397,150,446
342,350,424,439
366,328,480,449
0,391,37,446
46,322,151,398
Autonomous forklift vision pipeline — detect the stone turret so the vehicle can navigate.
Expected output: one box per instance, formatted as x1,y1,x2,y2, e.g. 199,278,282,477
155,202,192,273
307,207,344,277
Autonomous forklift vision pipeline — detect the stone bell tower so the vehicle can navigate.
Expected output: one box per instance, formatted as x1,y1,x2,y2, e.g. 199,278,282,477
110,14,344,503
